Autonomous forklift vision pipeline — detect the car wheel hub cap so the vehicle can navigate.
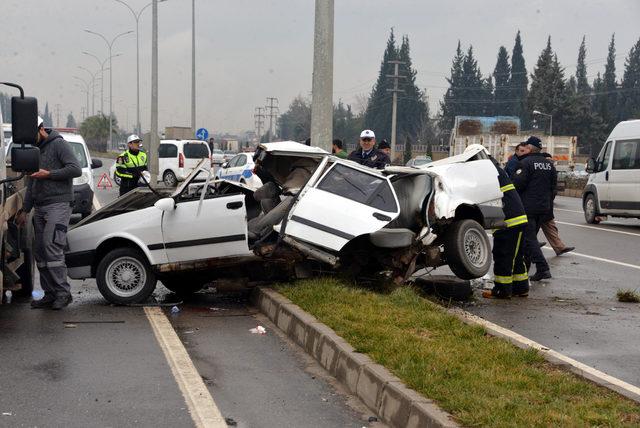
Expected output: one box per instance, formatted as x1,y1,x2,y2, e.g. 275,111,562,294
464,229,486,267
106,257,147,298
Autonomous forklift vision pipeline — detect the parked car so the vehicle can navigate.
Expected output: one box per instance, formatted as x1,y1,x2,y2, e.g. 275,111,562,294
406,155,432,168
159,139,211,187
65,142,503,304
211,149,225,165
215,152,262,189
583,119,640,223
223,150,236,162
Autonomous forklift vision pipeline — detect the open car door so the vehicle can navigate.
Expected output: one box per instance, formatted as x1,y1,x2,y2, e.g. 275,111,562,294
283,162,400,252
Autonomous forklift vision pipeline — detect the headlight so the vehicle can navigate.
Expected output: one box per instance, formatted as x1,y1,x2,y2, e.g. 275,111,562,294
73,172,91,186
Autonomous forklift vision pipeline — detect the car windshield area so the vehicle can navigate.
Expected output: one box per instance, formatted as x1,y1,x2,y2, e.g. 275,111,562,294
68,142,88,168
183,143,210,159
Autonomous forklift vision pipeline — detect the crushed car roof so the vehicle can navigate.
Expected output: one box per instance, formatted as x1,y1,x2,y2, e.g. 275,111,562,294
259,141,328,155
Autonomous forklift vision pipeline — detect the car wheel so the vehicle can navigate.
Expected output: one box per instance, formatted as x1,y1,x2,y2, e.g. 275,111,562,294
161,277,207,295
113,174,121,186
443,219,492,280
96,247,157,304
163,170,178,187
584,193,600,224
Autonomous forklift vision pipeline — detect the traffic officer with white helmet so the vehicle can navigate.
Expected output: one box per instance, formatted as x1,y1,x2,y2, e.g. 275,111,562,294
463,144,530,298
115,134,148,196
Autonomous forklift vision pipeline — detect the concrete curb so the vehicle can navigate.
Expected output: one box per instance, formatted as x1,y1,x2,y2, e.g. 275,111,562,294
447,307,640,404
250,287,459,428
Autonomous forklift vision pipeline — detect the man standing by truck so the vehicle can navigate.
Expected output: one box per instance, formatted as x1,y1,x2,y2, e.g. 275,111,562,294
16,117,81,310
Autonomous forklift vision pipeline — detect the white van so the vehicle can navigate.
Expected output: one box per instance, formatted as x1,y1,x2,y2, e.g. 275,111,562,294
60,133,103,218
583,119,640,223
158,139,211,186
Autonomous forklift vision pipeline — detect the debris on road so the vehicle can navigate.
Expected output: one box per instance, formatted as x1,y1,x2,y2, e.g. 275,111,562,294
225,417,237,426
63,323,77,328
170,306,180,314
616,289,640,303
249,325,267,335
2,412,12,416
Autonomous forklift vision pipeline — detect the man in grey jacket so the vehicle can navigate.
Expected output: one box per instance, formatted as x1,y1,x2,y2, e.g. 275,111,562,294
16,117,81,310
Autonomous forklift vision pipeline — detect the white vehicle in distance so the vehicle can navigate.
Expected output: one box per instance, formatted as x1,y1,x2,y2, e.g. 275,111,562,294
159,139,211,187
406,155,432,168
584,119,640,223
211,149,225,165
223,150,236,162
215,152,262,189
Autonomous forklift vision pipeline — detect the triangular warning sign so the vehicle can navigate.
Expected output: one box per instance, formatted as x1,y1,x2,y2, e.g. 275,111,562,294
97,172,113,190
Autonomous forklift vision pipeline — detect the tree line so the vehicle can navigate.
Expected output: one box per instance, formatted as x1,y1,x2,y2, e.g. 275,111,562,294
278,30,640,156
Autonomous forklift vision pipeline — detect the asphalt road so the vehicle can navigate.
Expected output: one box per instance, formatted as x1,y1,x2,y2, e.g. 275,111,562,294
1,158,379,427
464,195,640,387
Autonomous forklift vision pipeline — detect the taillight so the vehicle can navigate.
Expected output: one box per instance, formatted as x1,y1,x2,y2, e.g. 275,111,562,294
179,153,184,168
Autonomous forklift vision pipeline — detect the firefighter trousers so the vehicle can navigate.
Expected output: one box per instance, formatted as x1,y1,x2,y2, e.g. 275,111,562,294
492,226,529,295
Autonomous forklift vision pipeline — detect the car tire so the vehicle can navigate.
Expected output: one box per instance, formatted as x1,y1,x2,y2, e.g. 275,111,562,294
584,193,600,224
163,170,178,187
161,277,207,295
443,219,492,280
96,247,157,305
113,174,121,187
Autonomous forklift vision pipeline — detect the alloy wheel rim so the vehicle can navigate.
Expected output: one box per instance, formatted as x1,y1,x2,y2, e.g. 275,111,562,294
106,256,147,298
463,228,487,267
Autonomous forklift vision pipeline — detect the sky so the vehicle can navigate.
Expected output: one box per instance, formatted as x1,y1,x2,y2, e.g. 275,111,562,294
2,0,639,136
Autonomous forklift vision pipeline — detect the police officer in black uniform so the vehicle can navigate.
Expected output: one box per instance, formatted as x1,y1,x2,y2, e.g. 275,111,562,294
464,145,530,298
511,136,556,281
347,130,390,169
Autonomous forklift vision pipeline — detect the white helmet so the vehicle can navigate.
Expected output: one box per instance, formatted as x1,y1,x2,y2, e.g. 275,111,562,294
37,116,44,128
464,144,489,158
127,134,142,144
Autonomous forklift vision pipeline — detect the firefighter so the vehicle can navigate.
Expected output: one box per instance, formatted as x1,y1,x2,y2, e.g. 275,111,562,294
115,134,148,196
463,145,529,298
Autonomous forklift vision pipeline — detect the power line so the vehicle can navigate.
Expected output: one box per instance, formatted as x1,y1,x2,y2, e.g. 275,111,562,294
265,97,279,142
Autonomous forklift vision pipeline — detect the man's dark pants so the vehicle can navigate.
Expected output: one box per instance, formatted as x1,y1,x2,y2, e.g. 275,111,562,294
33,202,73,299
523,214,550,274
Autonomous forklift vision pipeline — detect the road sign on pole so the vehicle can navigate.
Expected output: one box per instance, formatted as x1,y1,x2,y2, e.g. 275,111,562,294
196,127,208,141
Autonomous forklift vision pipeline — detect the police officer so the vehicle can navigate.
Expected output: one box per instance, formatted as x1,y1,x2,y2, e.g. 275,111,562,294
463,145,529,298
511,136,556,281
347,130,390,169
116,134,148,196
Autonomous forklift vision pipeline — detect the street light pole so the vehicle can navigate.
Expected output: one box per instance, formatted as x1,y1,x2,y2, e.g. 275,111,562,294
78,66,98,116
85,29,133,151
532,110,553,136
73,77,90,117
191,0,196,135
150,0,159,183
309,0,334,152
83,51,122,116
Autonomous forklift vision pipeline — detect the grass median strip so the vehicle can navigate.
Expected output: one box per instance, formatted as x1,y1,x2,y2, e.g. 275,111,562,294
276,278,640,427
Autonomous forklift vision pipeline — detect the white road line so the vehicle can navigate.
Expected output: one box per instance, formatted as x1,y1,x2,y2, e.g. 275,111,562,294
555,208,583,214
542,247,640,271
144,307,226,428
556,220,640,237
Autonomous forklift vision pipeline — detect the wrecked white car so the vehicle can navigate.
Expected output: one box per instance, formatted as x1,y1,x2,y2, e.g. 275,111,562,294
65,142,503,304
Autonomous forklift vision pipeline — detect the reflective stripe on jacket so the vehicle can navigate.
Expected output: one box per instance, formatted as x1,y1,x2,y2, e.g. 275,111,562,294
115,150,148,179
491,157,527,228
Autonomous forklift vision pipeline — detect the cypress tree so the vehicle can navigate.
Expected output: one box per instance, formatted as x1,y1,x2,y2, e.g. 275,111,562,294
576,36,591,94
493,46,511,116
528,37,566,133
364,29,398,141
439,41,465,131
66,112,77,128
510,31,529,127
620,37,640,119
602,34,619,126
396,35,427,142
43,102,53,127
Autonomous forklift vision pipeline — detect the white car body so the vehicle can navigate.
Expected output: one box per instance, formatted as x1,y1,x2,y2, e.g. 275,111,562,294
584,119,640,221
66,142,503,304
216,152,262,189
159,139,211,186
211,149,225,165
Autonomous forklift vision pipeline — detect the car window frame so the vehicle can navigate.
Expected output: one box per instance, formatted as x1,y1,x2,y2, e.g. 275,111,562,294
596,141,612,172
183,142,210,159
159,143,178,159
67,141,89,168
612,139,639,170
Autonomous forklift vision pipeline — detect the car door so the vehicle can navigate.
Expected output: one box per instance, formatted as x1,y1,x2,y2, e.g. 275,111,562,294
222,154,243,181
606,139,640,215
160,170,251,263
283,162,400,252
591,141,613,212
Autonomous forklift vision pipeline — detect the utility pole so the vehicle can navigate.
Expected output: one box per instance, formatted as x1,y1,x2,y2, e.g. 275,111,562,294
191,0,196,135
265,97,279,142
254,107,265,141
54,104,61,127
149,0,159,183
386,60,406,163
310,0,334,152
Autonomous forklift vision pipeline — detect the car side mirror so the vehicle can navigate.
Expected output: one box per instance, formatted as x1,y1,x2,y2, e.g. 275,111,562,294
11,95,38,146
154,197,176,212
11,146,40,173
585,158,596,174
91,158,103,169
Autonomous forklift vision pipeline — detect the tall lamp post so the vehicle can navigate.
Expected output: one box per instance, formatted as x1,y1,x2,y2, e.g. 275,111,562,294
83,51,122,115
85,29,133,150
73,79,90,120
532,110,553,136
77,66,98,116
114,0,167,135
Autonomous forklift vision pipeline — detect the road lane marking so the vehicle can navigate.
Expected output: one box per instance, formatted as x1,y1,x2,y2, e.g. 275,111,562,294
556,221,640,237
542,247,640,271
555,208,583,214
144,307,226,428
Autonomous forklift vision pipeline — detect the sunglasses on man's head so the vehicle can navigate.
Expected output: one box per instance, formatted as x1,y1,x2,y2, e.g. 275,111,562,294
361,137,372,142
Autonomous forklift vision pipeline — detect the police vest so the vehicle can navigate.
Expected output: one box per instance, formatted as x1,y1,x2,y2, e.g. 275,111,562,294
115,150,148,179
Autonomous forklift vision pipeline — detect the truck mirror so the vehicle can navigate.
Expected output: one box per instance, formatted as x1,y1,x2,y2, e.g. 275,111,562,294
11,146,40,173
585,158,596,174
11,96,38,145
